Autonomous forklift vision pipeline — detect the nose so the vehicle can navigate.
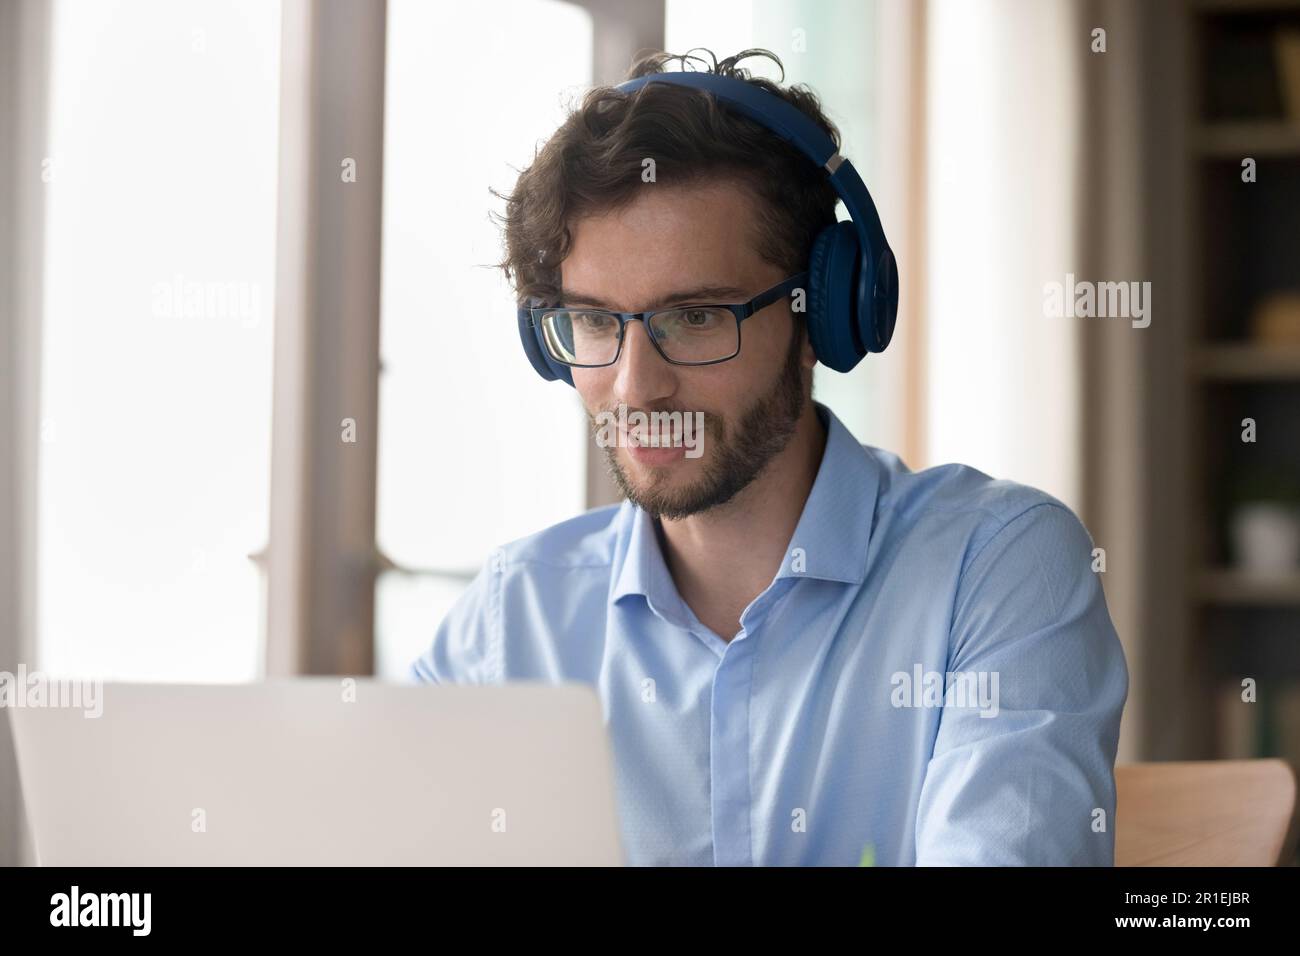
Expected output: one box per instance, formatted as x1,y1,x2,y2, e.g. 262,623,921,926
612,319,676,408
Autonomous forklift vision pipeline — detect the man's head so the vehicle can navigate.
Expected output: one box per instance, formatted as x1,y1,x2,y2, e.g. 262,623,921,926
497,49,841,518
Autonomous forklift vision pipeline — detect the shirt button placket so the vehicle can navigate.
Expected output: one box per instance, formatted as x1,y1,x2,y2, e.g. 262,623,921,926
709,633,755,867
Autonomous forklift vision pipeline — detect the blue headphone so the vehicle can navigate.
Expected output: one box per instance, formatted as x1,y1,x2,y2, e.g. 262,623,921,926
516,70,898,385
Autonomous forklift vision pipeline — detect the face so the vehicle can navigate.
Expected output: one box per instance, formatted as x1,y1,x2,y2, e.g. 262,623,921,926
563,180,816,520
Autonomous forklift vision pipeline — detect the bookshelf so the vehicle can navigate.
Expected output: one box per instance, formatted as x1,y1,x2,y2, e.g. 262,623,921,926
1186,0,1300,859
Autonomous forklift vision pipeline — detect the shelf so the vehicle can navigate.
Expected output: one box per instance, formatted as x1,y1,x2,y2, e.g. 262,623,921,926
1196,122,1300,157
1200,568,1300,605
1194,344,1300,380
1193,0,1300,12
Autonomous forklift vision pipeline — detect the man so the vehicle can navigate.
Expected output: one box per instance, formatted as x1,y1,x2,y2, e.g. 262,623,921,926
409,49,1128,866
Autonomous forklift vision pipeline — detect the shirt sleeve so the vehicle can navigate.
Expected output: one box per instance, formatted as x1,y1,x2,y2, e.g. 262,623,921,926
913,501,1129,865
405,552,502,685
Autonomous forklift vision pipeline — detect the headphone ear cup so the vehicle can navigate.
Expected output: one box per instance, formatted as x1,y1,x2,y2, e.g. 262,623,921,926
517,307,574,386
806,222,865,373
863,245,899,353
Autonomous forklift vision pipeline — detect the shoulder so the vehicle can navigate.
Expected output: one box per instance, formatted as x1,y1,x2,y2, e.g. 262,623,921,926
407,503,626,684
491,501,625,573
865,454,1110,648
865,445,1094,565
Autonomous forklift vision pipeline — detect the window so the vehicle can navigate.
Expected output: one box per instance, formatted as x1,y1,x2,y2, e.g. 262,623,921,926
37,0,281,680
375,0,593,677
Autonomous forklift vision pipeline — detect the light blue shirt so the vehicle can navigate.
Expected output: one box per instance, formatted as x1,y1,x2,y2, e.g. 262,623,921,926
408,402,1128,866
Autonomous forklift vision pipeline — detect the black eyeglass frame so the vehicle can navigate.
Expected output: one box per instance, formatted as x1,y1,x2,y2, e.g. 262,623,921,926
528,271,809,369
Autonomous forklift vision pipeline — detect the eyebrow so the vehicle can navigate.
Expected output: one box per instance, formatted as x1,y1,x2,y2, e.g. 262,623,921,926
557,285,749,311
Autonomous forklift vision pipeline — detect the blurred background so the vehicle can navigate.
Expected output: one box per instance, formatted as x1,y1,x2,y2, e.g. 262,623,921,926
2,0,1299,865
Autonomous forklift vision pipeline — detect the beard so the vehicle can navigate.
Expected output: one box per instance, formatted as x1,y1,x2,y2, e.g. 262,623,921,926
590,321,807,520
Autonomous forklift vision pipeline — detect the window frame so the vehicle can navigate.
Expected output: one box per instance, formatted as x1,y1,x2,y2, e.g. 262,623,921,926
265,0,664,677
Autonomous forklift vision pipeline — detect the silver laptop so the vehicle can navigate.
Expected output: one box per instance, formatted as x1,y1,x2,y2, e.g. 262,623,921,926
8,679,624,866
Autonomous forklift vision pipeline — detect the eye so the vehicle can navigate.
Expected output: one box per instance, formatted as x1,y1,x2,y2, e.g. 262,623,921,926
573,311,616,333
678,308,723,330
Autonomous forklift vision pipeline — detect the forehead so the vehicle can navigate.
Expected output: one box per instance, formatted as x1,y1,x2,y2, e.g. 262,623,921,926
561,180,770,310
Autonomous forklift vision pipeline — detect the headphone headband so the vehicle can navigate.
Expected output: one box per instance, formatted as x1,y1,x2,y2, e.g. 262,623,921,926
618,71,840,165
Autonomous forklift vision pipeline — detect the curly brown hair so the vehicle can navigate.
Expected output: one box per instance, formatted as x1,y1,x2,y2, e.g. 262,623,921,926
492,48,843,306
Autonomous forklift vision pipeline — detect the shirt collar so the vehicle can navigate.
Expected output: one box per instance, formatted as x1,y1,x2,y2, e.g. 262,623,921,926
610,401,880,611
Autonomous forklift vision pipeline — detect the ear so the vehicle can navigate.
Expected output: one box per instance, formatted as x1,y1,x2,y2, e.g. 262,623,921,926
798,319,817,370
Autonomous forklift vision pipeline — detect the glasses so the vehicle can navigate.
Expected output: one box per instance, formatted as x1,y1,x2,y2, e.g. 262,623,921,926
529,272,808,368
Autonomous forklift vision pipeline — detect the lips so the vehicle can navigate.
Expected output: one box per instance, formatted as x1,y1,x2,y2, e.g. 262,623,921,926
626,440,686,465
